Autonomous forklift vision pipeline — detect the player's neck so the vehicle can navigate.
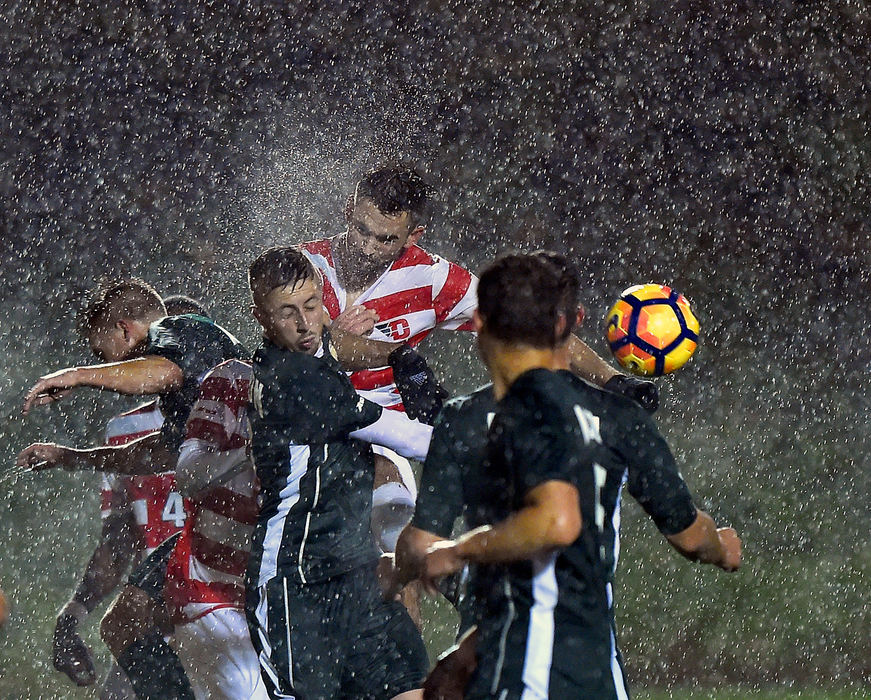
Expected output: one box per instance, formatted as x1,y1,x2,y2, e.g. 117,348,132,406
489,345,569,400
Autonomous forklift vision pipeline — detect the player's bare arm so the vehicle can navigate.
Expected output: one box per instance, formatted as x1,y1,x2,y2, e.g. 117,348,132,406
421,480,581,590
330,325,395,369
666,508,742,572
53,511,139,686
566,334,660,412
17,431,174,475
331,324,447,423
566,334,620,385
22,356,184,415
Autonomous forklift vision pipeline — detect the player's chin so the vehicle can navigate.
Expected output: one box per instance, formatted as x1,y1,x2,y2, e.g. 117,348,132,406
296,335,319,354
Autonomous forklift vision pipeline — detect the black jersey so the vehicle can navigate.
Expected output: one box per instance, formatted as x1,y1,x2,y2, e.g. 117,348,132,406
469,368,697,699
143,314,247,450
412,385,495,635
412,385,496,538
246,338,384,588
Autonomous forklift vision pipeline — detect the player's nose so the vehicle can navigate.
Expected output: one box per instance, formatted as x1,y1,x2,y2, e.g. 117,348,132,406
360,237,379,256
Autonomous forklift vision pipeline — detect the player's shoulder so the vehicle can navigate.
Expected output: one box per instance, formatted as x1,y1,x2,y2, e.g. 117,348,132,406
394,243,467,272
299,238,335,265
203,358,252,382
503,369,625,422
200,358,253,395
253,343,330,386
441,384,495,420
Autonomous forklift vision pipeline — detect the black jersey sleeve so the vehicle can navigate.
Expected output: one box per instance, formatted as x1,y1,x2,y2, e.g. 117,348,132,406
144,315,236,380
621,412,698,536
412,404,465,537
252,348,382,444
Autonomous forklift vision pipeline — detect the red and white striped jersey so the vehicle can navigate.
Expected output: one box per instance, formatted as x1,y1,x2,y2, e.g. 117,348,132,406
301,238,477,409
100,402,189,556
165,359,258,623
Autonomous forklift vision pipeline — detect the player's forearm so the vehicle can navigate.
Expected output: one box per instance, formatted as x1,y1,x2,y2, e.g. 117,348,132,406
331,328,395,370
567,334,620,386
667,509,730,566
64,433,173,475
455,506,578,565
72,357,184,395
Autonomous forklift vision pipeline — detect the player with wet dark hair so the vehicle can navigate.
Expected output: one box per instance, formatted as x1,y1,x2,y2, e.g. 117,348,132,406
303,163,658,416
245,246,430,700
163,295,209,317
412,251,741,699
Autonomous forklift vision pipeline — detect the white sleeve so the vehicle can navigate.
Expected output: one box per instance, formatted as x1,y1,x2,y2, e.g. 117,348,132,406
349,409,432,462
176,438,249,497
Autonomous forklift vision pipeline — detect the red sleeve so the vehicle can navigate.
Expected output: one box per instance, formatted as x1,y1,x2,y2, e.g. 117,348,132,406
433,262,476,327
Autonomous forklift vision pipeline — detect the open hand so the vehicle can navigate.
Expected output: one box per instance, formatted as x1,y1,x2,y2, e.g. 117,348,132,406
332,305,379,336
23,369,80,415
16,443,74,471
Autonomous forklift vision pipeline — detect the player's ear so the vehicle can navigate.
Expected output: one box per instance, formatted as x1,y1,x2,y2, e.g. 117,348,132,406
472,309,484,333
576,304,585,328
251,304,263,326
406,225,425,248
116,319,131,341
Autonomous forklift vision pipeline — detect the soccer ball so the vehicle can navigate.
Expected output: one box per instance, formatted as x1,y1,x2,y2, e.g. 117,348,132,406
605,284,700,376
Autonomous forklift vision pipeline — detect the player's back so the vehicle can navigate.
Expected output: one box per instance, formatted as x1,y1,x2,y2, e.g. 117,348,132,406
471,369,660,698
484,370,660,628
166,359,258,623
145,314,248,448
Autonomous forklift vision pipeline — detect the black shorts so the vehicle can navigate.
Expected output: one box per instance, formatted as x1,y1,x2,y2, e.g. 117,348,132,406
245,565,428,700
126,532,181,604
465,602,630,700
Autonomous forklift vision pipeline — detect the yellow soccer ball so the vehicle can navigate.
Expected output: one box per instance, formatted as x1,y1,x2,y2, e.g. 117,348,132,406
605,284,700,376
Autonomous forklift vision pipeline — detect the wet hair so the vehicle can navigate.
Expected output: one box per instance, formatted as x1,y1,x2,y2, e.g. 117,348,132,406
248,247,321,304
354,164,430,224
162,294,209,317
477,251,581,348
77,278,166,338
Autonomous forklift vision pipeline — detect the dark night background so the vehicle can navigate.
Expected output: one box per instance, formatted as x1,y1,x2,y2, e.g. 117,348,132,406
1,1,869,696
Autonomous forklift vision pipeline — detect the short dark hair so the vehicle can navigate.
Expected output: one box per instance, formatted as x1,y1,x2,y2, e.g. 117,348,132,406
77,279,166,338
163,294,209,317
355,164,430,223
249,247,321,303
477,251,581,348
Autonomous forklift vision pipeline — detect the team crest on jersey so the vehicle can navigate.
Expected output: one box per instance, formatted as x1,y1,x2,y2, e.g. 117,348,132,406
375,319,411,340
